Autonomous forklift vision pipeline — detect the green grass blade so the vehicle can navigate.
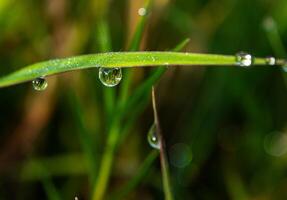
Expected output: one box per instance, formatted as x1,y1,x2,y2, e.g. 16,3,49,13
97,19,112,52
118,0,152,109
110,150,159,200
263,17,287,57
21,161,62,200
151,87,174,200
42,177,62,200
0,52,278,88
68,91,98,183
128,0,152,51
21,154,87,180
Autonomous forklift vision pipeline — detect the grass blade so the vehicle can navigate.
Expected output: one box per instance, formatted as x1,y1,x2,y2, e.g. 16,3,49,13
0,52,278,88
151,87,174,200
110,150,159,200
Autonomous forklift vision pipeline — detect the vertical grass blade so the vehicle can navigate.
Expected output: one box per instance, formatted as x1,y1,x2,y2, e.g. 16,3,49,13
152,87,174,200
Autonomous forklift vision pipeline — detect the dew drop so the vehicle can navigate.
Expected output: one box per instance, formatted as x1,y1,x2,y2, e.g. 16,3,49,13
32,77,48,91
265,56,276,65
147,124,160,150
138,7,147,16
99,67,122,87
235,52,253,67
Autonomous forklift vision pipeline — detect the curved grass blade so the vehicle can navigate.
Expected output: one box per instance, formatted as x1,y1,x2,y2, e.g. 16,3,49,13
0,52,278,88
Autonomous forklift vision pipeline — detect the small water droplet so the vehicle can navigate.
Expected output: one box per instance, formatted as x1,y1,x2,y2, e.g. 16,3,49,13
138,7,147,16
75,197,78,200
265,56,276,65
147,124,160,149
235,52,253,67
32,77,48,91
99,67,122,87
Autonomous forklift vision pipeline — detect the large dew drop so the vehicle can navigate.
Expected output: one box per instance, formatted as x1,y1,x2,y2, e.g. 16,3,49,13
32,77,48,91
147,124,160,150
235,52,253,67
99,67,122,87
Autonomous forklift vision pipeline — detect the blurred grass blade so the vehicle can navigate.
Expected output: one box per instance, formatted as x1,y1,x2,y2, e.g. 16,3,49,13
263,17,287,57
42,177,62,200
0,52,274,88
119,0,153,109
97,18,116,120
110,150,159,200
263,17,287,85
97,19,112,52
21,161,62,200
21,154,87,180
68,91,98,183
128,0,152,51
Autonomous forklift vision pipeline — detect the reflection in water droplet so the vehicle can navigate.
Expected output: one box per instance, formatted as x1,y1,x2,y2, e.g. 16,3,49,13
32,77,48,91
99,67,122,87
169,143,192,168
265,56,276,65
147,124,160,150
235,52,253,67
138,7,147,16
264,131,287,157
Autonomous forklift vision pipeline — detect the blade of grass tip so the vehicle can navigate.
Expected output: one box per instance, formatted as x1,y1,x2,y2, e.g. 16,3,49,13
68,90,98,184
152,87,174,200
0,52,281,88
118,0,153,110
117,39,190,146
110,150,159,200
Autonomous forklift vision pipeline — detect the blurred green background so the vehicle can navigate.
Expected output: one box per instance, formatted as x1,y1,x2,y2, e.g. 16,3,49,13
1,0,287,199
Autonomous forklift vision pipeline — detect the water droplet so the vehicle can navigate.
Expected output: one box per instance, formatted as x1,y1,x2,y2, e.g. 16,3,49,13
265,56,276,65
75,197,79,200
235,52,253,67
138,7,147,16
99,67,122,87
147,124,160,149
32,77,48,91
